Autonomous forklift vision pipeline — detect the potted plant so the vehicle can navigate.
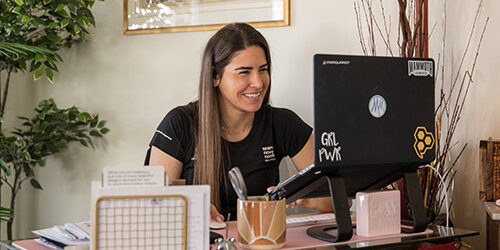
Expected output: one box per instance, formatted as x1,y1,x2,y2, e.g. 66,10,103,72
0,0,106,240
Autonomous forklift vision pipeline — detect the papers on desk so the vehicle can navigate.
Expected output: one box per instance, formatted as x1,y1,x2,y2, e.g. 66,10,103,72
29,221,91,249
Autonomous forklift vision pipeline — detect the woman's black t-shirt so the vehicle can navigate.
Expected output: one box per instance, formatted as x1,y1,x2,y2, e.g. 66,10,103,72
149,102,312,217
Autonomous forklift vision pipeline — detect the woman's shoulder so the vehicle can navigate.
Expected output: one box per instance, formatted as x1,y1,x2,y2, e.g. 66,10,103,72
165,101,198,121
261,104,311,131
157,102,198,131
260,104,300,120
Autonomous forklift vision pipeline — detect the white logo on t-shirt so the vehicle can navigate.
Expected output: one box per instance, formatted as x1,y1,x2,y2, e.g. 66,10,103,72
262,146,276,162
155,130,172,141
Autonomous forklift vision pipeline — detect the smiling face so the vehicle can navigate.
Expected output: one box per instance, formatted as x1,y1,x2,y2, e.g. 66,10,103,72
215,46,270,116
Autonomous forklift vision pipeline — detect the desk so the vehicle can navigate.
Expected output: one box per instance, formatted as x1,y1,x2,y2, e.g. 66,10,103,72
1,225,478,249
212,222,478,249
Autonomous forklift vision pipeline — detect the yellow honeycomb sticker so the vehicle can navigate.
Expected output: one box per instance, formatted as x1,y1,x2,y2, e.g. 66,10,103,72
413,126,434,159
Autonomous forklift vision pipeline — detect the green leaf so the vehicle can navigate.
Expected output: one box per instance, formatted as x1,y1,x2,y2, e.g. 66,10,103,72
12,7,21,14
77,113,86,122
89,130,102,137
14,0,24,6
23,150,32,161
61,19,70,28
55,53,63,62
38,111,46,120
14,140,26,147
22,15,30,23
100,128,110,134
68,4,76,14
90,116,98,127
55,3,65,12
74,25,80,34
38,159,46,167
0,207,14,222
19,61,27,71
0,159,12,176
57,9,68,17
49,22,58,28
0,159,7,169
83,112,92,121
34,54,44,65
79,139,88,147
87,139,95,149
97,120,106,128
34,66,44,80
30,179,43,190
46,68,54,83
13,26,20,35
43,0,52,5
46,57,57,70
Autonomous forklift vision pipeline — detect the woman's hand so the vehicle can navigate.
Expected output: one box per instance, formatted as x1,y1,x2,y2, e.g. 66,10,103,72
210,203,225,222
290,197,334,212
268,185,334,212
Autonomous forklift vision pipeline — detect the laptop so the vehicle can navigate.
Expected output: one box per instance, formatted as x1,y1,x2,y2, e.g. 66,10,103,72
267,54,435,201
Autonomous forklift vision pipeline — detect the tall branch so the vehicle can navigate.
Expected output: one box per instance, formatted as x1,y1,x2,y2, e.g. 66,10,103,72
446,0,483,109
0,65,14,116
354,2,368,55
398,0,412,57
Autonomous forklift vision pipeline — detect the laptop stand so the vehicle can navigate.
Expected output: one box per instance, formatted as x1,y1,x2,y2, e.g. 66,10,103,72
304,170,427,243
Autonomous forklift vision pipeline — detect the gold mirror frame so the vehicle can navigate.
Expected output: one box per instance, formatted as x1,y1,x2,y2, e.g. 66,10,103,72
123,0,290,35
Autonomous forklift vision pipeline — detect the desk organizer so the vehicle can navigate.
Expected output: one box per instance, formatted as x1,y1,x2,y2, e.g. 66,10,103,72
356,190,400,237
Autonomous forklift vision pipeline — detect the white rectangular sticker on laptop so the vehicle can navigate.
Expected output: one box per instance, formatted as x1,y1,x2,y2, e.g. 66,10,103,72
408,60,433,77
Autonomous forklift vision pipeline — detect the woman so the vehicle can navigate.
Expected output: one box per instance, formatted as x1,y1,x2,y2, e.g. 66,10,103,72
148,23,331,222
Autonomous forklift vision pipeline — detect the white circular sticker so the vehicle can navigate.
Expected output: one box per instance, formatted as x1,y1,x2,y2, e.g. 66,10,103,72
368,95,387,118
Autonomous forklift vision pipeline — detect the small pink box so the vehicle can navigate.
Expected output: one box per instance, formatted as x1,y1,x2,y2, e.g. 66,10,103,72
356,190,401,237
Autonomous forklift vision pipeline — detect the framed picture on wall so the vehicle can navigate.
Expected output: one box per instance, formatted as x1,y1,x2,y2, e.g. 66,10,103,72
123,0,290,35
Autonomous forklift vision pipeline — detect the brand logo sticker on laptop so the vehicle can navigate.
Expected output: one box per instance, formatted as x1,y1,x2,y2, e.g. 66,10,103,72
322,60,350,65
413,126,435,159
408,60,433,77
368,95,387,118
318,131,342,163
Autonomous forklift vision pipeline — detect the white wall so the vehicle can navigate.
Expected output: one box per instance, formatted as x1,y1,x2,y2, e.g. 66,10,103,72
4,0,498,248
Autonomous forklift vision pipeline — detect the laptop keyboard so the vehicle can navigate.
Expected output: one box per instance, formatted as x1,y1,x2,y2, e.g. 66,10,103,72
286,213,336,228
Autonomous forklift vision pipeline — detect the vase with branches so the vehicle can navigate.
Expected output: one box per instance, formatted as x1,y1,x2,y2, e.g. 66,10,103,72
0,0,107,240
354,0,489,226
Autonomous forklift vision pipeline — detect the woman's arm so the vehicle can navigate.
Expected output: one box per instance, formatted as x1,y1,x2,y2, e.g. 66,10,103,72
149,146,183,179
290,134,314,171
290,134,334,212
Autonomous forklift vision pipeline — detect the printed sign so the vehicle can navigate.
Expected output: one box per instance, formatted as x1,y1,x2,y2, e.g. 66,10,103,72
413,127,435,159
102,166,166,187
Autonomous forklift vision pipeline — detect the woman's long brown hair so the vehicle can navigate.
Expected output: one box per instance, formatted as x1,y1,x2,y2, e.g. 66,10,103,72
194,23,271,209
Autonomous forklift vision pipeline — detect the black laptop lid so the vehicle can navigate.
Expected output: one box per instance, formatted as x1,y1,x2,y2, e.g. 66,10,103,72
313,54,435,170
